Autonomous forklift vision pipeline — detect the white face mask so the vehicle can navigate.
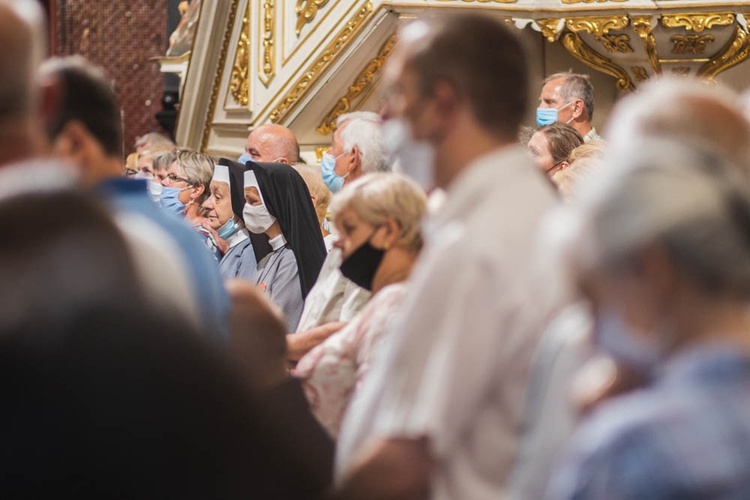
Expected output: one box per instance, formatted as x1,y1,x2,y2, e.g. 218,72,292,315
242,202,276,234
382,118,436,190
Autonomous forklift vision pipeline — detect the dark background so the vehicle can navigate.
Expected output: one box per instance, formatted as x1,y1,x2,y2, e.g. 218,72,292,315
38,0,183,153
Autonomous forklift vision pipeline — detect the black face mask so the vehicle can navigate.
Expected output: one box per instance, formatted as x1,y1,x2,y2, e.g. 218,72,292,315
339,233,386,292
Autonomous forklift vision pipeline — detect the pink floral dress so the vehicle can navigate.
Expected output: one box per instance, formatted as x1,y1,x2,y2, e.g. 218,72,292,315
293,283,409,438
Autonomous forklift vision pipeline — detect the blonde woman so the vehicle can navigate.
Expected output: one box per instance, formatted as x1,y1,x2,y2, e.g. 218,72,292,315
293,163,334,250
293,173,427,438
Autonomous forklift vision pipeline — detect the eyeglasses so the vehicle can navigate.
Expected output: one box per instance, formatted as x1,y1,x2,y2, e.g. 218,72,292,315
166,173,192,184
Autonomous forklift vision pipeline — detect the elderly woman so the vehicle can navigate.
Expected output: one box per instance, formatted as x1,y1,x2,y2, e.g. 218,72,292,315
158,149,221,261
243,162,327,332
293,173,427,438
528,122,584,177
547,139,750,499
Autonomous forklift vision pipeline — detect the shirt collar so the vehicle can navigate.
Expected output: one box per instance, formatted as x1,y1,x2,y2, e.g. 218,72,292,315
226,227,249,248
269,233,287,251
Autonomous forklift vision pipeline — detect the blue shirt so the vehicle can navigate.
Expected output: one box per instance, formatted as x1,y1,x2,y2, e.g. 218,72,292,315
548,345,750,500
96,178,229,339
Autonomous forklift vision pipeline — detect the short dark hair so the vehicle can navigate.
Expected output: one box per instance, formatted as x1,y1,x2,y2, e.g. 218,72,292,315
42,56,123,158
406,14,528,138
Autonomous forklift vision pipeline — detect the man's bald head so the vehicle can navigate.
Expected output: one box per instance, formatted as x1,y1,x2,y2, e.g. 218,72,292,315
607,78,750,173
243,123,300,164
0,1,46,121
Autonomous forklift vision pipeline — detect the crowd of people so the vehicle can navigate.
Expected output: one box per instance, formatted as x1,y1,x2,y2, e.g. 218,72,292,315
2,1,750,498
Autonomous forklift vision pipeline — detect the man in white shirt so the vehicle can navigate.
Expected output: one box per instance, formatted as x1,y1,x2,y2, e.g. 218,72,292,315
538,72,601,142
334,14,561,499
287,112,389,361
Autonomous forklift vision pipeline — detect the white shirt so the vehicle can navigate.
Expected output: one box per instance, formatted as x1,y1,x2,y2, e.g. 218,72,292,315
295,247,371,332
336,146,561,500
583,127,601,143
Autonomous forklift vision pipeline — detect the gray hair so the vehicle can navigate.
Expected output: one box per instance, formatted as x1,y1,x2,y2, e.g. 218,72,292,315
172,149,214,202
331,172,427,253
544,72,595,120
152,150,175,172
570,138,750,299
337,111,390,174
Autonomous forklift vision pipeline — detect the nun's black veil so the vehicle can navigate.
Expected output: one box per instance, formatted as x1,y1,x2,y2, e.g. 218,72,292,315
247,161,326,298
217,158,272,263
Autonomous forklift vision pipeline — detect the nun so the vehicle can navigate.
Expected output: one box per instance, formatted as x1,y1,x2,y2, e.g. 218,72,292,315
243,162,327,331
203,160,270,281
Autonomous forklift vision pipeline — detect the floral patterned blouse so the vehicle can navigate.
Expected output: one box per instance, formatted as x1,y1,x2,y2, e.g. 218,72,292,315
293,283,409,438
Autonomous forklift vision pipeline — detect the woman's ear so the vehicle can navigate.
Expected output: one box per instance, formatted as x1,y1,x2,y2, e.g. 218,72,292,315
190,184,205,200
559,161,570,171
379,217,401,250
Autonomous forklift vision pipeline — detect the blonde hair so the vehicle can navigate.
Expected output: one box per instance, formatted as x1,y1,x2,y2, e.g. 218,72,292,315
293,163,330,225
555,157,603,201
331,173,427,253
568,140,605,164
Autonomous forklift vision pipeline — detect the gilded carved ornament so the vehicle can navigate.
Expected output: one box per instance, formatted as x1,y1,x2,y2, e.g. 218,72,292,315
295,0,330,36
698,23,750,81
317,34,397,135
434,0,517,3
631,16,661,74
536,19,563,43
270,1,373,124
661,13,735,33
562,0,627,3
202,0,241,151
260,0,275,86
560,31,634,92
671,35,715,55
631,66,649,83
229,1,251,106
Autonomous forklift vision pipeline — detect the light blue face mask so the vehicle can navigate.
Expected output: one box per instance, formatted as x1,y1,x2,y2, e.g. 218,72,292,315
536,101,575,127
237,153,253,165
160,186,188,216
321,152,347,193
147,180,163,203
595,309,660,373
217,217,241,240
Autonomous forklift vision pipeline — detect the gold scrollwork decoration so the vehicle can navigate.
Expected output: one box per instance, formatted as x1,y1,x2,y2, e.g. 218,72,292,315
631,16,661,74
698,24,750,81
560,32,634,92
434,0,517,3
296,0,330,36
671,34,715,55
229,2,251,106
661,13,735,33
260,0,275,86
631,66,649,83
600,34,634,54
536,19,563,43
566,16,630,40
270,1,373,124
317,34,397,135
203,0,241,151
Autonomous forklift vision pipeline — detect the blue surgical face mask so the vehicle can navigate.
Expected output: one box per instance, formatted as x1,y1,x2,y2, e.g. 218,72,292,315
238,153,253,165
321,152,348,193
217,217,241,240
595,309,659,373
536,101,575,127
160,186,188,216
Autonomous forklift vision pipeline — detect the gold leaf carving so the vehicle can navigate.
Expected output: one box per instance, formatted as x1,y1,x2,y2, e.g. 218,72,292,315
270,1,373,124
631,66,649,83
260,0,275,86
671,34,715,55
632,16,661,74
661,13,734,33
229,2,251,106
566,16,630,40
600,34,634,54
698,24,750,81
202,0,241,151
536,19,563,43
560,32,634,92
295,0,330,36
317,34,397,135
434,0,517,3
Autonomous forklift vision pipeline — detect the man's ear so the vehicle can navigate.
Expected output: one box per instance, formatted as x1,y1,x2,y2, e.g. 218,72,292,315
572,99,584,120
53,120,91,164
348,145,361,174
